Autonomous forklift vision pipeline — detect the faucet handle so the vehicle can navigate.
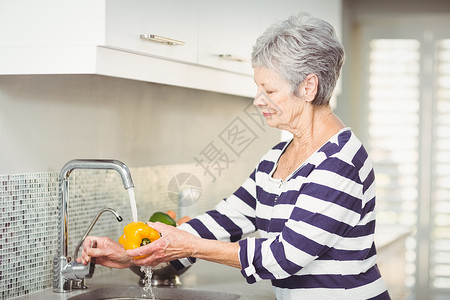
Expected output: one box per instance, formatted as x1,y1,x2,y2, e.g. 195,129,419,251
85,240,97,279
70,240,97,289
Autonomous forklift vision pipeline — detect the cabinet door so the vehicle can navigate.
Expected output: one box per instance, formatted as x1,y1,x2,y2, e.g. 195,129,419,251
0,0,104,47
197,0,259,76
197,0,341,77
105,0,198,63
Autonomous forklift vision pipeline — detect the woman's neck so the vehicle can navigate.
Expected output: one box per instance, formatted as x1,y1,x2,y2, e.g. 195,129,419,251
289,105,345,152
272,105,346,180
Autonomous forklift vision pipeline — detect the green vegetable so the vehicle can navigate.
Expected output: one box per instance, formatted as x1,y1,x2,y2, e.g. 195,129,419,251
149,211,177,227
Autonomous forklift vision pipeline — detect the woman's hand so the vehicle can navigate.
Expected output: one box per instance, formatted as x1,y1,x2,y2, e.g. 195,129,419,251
76,236,132,269
126,222,199,267
127,222,242,269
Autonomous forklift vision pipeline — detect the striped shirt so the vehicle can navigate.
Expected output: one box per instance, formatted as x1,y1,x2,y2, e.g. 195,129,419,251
173,128,390,299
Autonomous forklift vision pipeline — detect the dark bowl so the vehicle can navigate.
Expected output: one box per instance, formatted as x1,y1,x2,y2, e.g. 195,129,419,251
129,263,191,286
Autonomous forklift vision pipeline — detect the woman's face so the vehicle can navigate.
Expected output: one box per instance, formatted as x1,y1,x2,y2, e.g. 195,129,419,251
253,67,305,131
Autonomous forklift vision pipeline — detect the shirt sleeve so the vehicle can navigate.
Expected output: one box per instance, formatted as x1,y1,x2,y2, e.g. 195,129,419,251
170,169,258,270
239,163,365,283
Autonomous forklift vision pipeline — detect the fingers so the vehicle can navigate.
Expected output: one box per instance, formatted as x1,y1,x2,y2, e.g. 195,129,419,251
78,236,104,265
77,236,94,265
130,244,165,267
125,238,167,267
82,236,97,248
86,246,104,258
147,221,166,233
126,242,154,258
147,221,178,238
76,256,88,265
132,255,160,267
126,223,186,267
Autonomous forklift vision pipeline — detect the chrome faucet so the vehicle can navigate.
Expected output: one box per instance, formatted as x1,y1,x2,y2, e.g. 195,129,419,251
73,208,123,260
53,159,134,293
70,208,123,290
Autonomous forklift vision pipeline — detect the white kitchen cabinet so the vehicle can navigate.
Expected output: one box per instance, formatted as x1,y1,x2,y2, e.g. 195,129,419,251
197,0,259,76
0,0,342,98
0,0,254,96
0,0,105,48
105,0,198,64
196,0,342,77
0,0,198,65
0,0,105,74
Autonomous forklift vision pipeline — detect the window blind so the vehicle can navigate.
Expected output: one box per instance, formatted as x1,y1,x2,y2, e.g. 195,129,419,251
367,38,421,298
432,39,450,290
368,39,420,227
366,33,450,299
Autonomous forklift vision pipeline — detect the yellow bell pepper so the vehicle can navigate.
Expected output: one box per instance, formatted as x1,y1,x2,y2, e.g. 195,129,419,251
119,222,160,258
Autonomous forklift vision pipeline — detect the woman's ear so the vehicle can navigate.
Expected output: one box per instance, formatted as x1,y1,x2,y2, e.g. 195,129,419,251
297,74,318,102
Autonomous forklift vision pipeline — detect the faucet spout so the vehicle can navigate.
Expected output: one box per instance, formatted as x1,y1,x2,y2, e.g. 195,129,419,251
73,207,123,260
53,159,134,293
59,159,134,189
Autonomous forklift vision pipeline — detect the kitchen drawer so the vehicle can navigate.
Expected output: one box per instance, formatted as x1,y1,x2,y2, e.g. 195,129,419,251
105,0,199,64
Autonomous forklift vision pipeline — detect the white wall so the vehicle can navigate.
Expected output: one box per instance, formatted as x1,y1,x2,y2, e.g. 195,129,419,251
0,75,280,175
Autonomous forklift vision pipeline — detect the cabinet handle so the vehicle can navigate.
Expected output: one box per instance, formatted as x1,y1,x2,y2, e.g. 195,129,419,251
140,34,185,46
218,54,246,62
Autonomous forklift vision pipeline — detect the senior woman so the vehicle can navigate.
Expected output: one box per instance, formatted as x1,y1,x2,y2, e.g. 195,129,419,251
78,13,390,299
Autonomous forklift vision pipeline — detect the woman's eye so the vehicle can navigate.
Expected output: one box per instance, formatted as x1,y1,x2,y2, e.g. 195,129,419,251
266,90,275,95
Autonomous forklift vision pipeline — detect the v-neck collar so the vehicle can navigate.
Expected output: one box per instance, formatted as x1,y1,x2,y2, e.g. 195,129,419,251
269,127,351,182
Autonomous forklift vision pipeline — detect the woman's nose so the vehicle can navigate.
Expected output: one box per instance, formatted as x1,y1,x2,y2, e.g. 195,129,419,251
253,90,269,106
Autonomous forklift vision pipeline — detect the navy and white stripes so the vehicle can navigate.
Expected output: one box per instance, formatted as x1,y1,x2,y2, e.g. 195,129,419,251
174,128,390,299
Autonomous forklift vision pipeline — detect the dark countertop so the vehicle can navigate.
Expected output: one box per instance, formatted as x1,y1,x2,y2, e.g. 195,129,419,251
11,260,275,300
12,226,408,300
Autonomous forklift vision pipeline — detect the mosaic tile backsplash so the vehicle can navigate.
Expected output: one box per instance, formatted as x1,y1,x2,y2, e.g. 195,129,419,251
0,163,231,300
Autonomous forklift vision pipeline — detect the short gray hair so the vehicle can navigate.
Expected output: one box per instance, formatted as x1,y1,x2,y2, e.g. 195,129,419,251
252,13,344,105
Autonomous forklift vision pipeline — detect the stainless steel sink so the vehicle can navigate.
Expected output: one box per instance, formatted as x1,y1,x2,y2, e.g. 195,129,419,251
68,286,240,300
